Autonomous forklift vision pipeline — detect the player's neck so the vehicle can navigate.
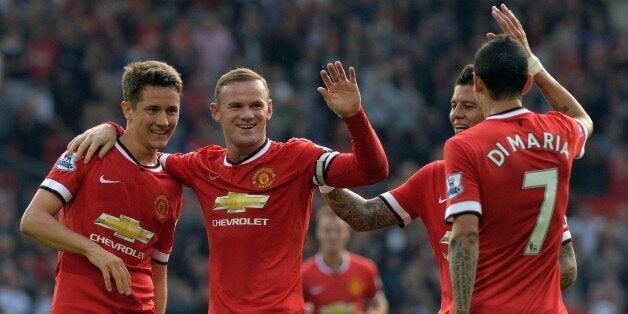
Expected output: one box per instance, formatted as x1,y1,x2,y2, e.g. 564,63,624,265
484,98,522,116
321,251,344,270
226,138,268,164
119,134,159,166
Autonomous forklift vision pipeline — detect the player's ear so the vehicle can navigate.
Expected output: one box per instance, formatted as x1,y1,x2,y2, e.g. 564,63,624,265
522,74,533,95
266,99,273,120
121,101,132,120
210,102,221,122
473,74,485,94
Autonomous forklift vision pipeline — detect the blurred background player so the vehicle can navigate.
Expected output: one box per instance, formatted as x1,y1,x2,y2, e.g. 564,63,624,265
302,205,388,314
444,4,593,313
19,61,184,313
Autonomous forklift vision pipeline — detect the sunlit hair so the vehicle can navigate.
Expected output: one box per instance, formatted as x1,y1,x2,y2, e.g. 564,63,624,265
455,64,474,86
121,60,183,109
214,67,270,104
473,34,528,100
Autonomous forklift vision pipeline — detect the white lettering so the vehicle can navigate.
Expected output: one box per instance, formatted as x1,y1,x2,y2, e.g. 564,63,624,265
487,150,505,166
543,132,554,150
496,142,510,156
507,134,526,152
486,132,570,166
528,133,541,149
555,135,561,152
212,218,270,227
90,234,144,259
560,142,569,159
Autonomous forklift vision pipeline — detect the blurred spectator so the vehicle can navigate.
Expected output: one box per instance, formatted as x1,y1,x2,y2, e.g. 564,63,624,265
0,1,624,313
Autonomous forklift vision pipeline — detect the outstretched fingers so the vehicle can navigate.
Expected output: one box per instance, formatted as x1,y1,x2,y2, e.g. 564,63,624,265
334,61,348,81
320,68,333,89
348,66,357,85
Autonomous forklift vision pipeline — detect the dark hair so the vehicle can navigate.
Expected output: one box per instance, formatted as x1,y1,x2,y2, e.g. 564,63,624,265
473,34,528,100
214,67,269,104
121,61,183,108
456,64,474,86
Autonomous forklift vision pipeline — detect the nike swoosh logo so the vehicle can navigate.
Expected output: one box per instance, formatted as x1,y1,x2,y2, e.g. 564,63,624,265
438,196,448,204
209,174,219,180
99,175,121,184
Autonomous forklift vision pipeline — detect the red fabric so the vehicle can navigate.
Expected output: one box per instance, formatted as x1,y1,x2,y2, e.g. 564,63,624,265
302,252,382,314
442,108,586,312
43,142,182,313
325,108,388,187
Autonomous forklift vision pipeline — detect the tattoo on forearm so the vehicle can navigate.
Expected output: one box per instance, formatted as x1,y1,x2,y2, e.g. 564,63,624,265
449,239,477,314
324,190,398,231
537,84,569,113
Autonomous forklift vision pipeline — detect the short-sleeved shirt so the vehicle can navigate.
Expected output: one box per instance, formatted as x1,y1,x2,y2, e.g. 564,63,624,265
42,141,182,313
302,252,383,314
443,108,587,312
381,159,573,314
160,138,333,313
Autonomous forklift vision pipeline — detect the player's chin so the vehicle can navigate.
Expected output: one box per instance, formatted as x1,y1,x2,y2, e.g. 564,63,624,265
150,137,171,149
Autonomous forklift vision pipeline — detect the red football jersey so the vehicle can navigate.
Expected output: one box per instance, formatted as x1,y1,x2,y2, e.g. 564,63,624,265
381,160,573,314
302,252,383,314
41,141,182,313
160,139,333,313
443,108,587,312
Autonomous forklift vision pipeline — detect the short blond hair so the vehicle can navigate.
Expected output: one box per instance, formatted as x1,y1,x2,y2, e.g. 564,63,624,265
214,68,269,103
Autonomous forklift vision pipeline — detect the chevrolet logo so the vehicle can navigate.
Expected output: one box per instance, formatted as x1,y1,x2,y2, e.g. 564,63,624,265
94,214,154,244
213,192,269,213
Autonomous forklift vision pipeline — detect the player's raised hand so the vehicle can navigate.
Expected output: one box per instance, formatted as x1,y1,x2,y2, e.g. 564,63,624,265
85,247,132,295
487,4,533,56
317,61,361,118
66,123,118,164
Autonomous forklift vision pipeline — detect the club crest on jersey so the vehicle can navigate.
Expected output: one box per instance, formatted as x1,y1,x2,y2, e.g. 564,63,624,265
55,153,77,171
154,194,170,222
446,173,463,199
348,278,365,296
251,166,276,189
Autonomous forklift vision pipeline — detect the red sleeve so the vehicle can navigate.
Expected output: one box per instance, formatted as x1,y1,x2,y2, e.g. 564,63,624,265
324,108,388,187
105,121,125,137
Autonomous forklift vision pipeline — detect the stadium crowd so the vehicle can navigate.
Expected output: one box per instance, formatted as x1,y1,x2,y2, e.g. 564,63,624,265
0,0,625,313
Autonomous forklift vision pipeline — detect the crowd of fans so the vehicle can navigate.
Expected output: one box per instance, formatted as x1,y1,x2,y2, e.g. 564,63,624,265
0,0,625,313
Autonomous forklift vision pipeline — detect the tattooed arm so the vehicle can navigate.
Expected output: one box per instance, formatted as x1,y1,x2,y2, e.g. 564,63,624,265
320,188,401,232
559,242,577,289
448,214,479,314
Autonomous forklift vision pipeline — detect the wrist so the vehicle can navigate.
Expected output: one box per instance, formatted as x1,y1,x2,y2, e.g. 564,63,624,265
528,54,545,76
105,121,125,137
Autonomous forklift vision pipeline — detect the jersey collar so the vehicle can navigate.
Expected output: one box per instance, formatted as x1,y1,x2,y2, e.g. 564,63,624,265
223,138,271,167
115,140,163,172
486,107,531,120
315,251,351,275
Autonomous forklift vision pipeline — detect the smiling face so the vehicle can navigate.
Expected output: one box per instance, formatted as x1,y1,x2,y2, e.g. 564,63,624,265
210,79,272,161
122,85,180,154
449,84,485,134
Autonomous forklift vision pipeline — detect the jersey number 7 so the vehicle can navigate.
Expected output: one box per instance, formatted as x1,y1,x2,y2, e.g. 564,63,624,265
522,168,558,255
